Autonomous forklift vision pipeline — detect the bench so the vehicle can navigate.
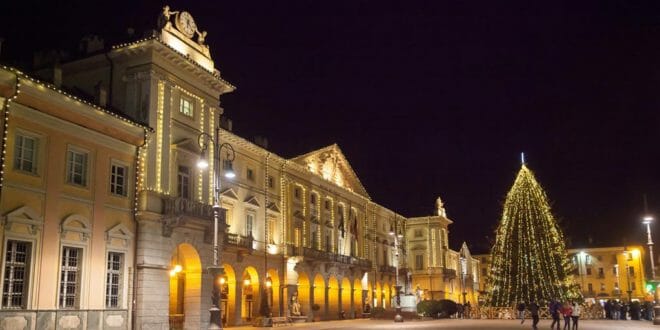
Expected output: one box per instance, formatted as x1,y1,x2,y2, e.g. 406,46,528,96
271,316,291,326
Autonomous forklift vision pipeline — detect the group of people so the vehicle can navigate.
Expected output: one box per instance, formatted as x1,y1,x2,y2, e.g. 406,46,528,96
517,300,581,330
602,299,655,320
455,301,472,319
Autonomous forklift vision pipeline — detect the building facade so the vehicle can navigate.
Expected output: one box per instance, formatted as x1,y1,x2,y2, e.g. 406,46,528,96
0,6,480,329
475,245,651,304
0,67,148,329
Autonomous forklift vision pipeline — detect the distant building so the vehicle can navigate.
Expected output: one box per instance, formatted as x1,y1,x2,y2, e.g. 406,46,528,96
475,245,651,304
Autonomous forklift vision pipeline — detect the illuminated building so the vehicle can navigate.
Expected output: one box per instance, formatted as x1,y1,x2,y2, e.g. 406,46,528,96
406,198,480,306
0,6,479,329
476,245,651,303
0,67,148,328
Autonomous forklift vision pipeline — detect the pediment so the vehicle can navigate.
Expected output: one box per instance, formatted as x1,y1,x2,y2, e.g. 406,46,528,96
61,214,92,242
220,187,239,200
4,206,43,235
106,223,134,248
244,195,260,207
267,202,280,213
290,144,370,198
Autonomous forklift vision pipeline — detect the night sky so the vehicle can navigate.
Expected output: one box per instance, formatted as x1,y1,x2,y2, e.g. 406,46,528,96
2,1,660,253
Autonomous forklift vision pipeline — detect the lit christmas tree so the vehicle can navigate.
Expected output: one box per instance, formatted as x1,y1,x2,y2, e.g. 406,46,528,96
485,160,580,306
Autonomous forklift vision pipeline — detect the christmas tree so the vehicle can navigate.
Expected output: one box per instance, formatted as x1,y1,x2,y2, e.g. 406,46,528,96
486,161,580,306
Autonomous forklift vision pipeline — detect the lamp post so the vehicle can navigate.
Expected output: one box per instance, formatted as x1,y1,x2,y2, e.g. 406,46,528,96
197,129,236,330
643,216,656,279
624,249,633,303
389,223,403,322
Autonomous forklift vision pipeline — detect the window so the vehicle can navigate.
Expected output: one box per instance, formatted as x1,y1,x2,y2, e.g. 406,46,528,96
59,247,82,308
310,194,316,205
613,266,618,275
105,252,123,308
586,267,592,276
324,200,330,210
2,240,31,309
600,283,605,291
14,134,37,174
66,148,88,186
177,166,191,199
587,283,593,292
179,97,193,117
246,214,254,237
597,255,603,262
294,187,301,199
598,267,604,277
415,255,424,270
110,163,128,196
585,255,592,264
268,176,274,189
414,229,423,237
481,268,487,276
632,282,636,290
629,267,635,276
614,282,619,289
246,168,255,181
267,217,276,244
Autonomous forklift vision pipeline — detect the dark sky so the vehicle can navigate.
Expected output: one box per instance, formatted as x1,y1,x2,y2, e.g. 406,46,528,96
3,1,660,253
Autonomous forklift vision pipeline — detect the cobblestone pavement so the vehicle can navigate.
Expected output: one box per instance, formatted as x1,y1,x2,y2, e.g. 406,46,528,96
236,318,657,329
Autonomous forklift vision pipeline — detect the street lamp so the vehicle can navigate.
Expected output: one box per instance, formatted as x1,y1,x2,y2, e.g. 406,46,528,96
643,215,655,279
389,223,404,322
624,249,633,302
197,130,236,330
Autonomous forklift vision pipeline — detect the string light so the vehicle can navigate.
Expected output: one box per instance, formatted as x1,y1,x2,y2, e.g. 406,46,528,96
485,164,580,306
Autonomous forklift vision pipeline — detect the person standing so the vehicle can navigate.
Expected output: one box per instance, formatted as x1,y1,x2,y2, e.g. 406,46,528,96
571,301,580,330
517,301,526,324
528,300,540,330
550,300,561,330
561,302,573,330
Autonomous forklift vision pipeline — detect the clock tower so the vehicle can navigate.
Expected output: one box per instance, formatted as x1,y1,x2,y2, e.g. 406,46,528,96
158,5,215,72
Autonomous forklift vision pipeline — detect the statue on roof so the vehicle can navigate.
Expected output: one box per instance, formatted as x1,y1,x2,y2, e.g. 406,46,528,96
436,197,446,217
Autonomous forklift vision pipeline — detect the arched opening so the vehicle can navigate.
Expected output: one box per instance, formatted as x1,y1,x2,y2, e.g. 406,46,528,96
354,278,363,314
242,267,260,322
328,276,339,318
313,274,326,318
341,277,352,317
168,243,202,329
383,282,391,309
219,264,236,326
297,272,311,317
266,268,280,316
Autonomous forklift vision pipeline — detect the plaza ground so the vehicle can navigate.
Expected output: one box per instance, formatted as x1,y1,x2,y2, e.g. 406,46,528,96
235,318,658,329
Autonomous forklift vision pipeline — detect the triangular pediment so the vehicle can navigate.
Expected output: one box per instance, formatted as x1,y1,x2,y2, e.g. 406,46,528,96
244,195,260,207
220,187,239,200
290,144,370,198
267,202,280,213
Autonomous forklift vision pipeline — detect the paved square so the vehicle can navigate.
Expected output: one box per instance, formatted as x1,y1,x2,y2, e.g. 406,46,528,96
237,318,657,329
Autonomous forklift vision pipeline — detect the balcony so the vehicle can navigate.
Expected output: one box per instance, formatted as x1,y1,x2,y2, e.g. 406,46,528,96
379,265,397,274
224,233,253,251
286,245,372,268
163,196,215,220
443,268,457,279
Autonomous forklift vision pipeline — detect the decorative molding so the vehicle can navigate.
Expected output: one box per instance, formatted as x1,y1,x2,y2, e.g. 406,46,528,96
106,223,135,248
61,214,92,242
162,215,185,237
4,205,43,236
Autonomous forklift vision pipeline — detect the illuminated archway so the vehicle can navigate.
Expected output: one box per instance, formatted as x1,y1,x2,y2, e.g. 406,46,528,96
341,277,352,317
328,276,339,318
266,268,280,316
242,267,260,321
313,274,326,318
297,272,311,316
168,243,202,329
383,282,391,309
220,264,236,326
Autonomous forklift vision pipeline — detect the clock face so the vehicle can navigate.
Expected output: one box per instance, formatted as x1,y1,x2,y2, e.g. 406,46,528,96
176,12,197,38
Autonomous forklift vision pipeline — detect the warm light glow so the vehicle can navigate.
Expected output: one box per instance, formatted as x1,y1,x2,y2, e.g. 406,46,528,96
643,216,654,224
197,158,209,169
266,277,272,288
174,264,183,273
632,249,640,257
244,279,251,286
224,170,236,179
170,270,177,277
267,244,278,255
219,277,226,285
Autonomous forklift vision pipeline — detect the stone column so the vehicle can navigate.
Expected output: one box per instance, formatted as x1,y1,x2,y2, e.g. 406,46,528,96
234,283,243,325
324,286,330,320
134,266,170,328
338,287,343,318
350,287,355,318
308,284,314,322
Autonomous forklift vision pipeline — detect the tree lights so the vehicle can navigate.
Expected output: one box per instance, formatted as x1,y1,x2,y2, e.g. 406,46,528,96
485,163,580,306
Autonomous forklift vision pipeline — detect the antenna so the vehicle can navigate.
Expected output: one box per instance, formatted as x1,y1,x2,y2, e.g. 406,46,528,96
521,152,525,165
644,194,649,213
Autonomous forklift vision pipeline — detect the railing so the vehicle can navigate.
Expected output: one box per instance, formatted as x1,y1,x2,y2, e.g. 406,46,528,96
379,265,397,274
163,197,215,220
474,306,606,320
225,233,253,250
169,314,184,330
286,245,372,268
443,268,457,279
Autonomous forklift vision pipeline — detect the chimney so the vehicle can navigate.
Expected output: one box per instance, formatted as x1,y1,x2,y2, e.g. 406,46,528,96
221,117,233,132
95,81,107,107
53,63,62,88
